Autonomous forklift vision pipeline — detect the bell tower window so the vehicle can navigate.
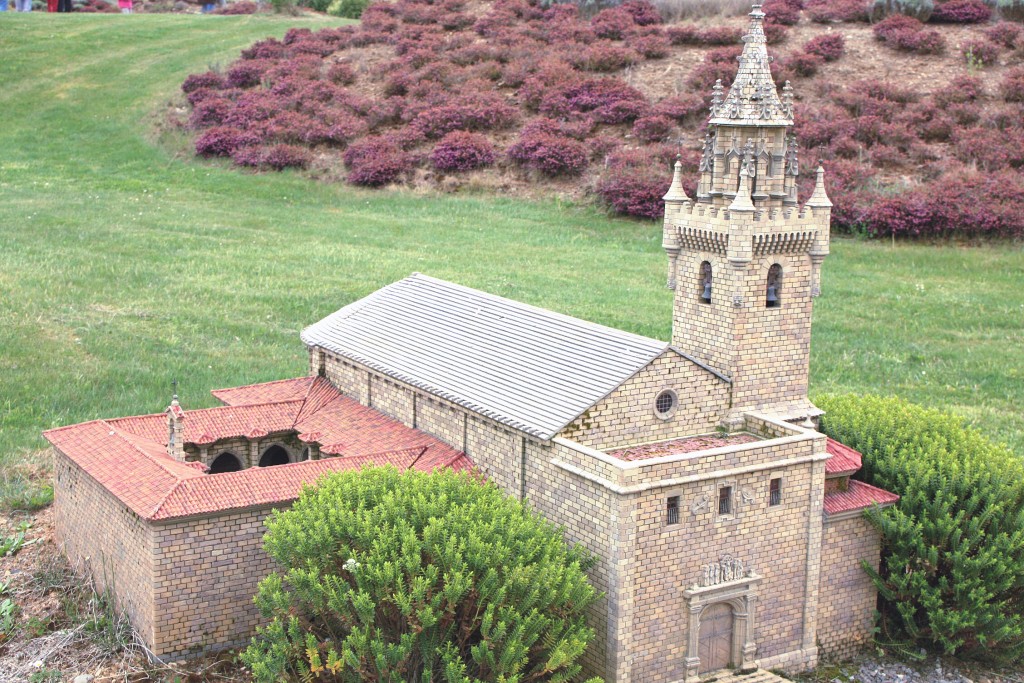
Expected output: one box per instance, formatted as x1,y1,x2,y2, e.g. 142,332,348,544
766,264,782,308
700,261,713,304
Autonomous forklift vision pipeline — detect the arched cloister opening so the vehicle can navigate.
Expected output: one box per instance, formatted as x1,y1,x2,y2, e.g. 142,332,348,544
209,452,242,474
258,445,290,468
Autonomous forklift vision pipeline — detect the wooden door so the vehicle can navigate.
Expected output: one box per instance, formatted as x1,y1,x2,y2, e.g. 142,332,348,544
698,603,733,674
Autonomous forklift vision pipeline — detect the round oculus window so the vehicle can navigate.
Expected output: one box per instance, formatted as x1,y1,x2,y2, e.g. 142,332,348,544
654,390,677,419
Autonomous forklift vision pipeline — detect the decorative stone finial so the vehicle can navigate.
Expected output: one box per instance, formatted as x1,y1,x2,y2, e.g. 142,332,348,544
805,165,833,208
711,80,725,116
729,166,756,213
663,155,692,204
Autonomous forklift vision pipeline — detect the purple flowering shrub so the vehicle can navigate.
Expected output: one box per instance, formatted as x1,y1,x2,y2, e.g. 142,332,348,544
805,0,869,22
429,131,496,172
803,33,845,61
873,16,946,54
931,0,991,23
232,144,311,170
961,40,999,66
507,133,589,176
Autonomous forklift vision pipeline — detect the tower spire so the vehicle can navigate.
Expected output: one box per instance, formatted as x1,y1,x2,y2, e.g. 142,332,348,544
710,4,791,128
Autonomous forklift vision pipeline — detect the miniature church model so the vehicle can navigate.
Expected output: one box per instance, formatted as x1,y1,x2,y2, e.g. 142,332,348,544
45,6,897,681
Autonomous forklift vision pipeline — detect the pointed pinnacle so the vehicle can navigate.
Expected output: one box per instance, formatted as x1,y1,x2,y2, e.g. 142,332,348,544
663,155,691,203
805,165,833,208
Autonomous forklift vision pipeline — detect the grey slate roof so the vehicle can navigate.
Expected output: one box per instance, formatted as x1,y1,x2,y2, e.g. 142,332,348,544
300,273,670,440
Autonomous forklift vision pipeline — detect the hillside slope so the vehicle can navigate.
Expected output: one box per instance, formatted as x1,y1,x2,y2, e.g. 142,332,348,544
176,0,1024,237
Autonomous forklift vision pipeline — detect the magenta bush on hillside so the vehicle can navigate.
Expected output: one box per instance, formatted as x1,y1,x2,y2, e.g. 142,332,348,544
666,26,744,46
508,133,588,176
652,94,706,122
873,16,946,54
226,61,266,89
213,1,258,14
961,40,999,66
571,43,640,72
621,0,662,25
189,98,232,128
806,0,869,22
1000,67,1024,102
985,22,1022,48
803,33,845,61
631,115,675,143
931,0,991,23
182,71,226,94
596,170,671,220
633,34,672,59
345,139,415,186
429,132,496,172
590,7,636,40
232,144,311,170
195,126,260,157
782,52,824,78
763,0,802,26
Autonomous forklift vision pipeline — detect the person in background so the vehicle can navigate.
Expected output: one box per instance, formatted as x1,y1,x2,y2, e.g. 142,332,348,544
15,0,32,10
48,0,58,11
117,0,131,11
57,0,72,9
0,0,8,11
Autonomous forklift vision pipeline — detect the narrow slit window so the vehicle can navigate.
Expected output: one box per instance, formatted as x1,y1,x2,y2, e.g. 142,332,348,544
718,486,732,515
766,264,782,308
769,478,782,506
666,496,680,525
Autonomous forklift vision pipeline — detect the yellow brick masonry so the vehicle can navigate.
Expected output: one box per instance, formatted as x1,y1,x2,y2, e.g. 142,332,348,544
151,507,277,660
560,351,730,452
53,451,155,649
311,347,872,681
817,514,883,659
666,200,831,417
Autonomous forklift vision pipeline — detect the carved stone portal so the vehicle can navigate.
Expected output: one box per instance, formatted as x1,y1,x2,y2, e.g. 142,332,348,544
682,570,762,683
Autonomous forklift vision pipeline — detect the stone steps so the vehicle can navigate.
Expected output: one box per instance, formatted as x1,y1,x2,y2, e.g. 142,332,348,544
702,668,792,683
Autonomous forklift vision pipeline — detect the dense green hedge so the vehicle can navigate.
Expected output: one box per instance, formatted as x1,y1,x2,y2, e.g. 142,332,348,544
817,394,1024,661
241,466,602,682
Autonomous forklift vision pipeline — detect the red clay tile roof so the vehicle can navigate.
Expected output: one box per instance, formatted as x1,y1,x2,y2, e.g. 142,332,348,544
825,437,862,476
211,377,316,406
824,480,900,516
44,377,469,521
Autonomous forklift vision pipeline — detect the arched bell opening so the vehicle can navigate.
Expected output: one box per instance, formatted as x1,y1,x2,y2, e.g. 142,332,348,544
699,261,713,304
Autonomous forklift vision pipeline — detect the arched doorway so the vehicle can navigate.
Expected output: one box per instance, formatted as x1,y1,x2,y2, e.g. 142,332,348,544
209,452,242,474
698,603,733,674
258,445,290,467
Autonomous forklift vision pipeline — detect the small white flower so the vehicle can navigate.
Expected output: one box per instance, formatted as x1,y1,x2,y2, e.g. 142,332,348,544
343,558,361,572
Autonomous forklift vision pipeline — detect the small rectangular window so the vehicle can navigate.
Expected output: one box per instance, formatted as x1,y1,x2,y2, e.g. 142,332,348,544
666,495,680,525
769,478,782,506
718,486,732,515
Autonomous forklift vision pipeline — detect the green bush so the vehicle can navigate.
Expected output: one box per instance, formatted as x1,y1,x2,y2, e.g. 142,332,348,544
327,0,368,18
870,0,935,21
299,0,331,12
241,466,603,682
817,394,1024,661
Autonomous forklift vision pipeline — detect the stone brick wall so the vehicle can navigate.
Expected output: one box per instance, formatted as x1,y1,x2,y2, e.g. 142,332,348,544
525,440,620,680
151,506,277,660
667,205,829,416
369,375,415,425
817,514,882,659
53,451,155,648
559,352,730,452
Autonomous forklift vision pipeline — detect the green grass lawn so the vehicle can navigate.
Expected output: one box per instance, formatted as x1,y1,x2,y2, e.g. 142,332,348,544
1,14,1022,506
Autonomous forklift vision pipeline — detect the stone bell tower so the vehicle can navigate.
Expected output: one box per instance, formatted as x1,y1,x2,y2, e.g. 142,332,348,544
662,4,833,424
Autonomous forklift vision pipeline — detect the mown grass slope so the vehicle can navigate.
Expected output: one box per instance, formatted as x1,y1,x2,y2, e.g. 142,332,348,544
0,14,1021,506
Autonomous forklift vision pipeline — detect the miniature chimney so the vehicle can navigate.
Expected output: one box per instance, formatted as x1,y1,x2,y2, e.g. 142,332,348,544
166,392,186,462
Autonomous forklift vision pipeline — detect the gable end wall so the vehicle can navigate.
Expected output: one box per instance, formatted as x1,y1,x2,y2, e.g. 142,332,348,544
558,353,730,452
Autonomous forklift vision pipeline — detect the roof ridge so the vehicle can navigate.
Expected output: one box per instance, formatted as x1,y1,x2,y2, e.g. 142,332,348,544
104,422,202,484
407,273,667,346
293,376,339,427
211,376,314,394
